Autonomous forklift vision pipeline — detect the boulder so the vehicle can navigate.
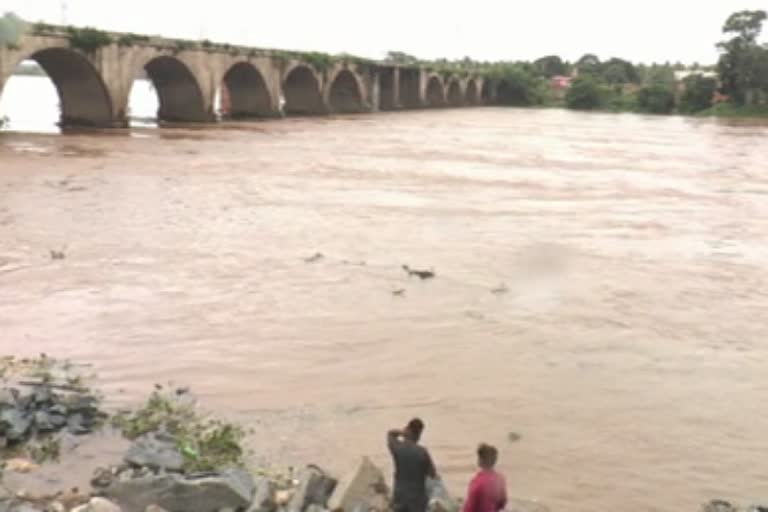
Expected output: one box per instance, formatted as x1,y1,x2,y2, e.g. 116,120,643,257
0,409,32,441
328,457,388,512
703,500,738,512
0,388,17,407
746,507,768,512
124,432,184,472
506,498,551,512
247,478,276,512
102,469,255,512
287,466,337,512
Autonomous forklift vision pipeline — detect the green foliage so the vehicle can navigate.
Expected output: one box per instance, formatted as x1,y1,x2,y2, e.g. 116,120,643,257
605,88,638,112
173,39,194,53
385,51,419,65
32,22,55,35
566,76,604,110
485,63,545,106
66,26,111,53
201,39,213,49
112,387,247,473
534,55,567,78
0,12,27,46
636,83,675,114
298,51,334,71
679,75,717,113
600,57,640,84
717,9,768,105
117,33,150,47
695,102,768,118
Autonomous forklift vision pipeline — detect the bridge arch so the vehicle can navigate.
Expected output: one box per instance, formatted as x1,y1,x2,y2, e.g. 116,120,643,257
136,56,208,123
425,75,445,108
481,80,495,104
399,68,421,109
328,69,364,113
466,79,480,105
447,79,463,107
3,47,114,127
283,65,324,116
221,61,272,119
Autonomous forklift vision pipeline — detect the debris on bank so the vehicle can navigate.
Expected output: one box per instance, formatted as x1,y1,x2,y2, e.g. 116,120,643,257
402,265,435,280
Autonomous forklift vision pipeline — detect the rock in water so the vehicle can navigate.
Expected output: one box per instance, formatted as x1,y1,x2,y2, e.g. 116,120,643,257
287,466,337,512
103,469,255,512
506,498,551,512
247,478,277,512
426,478,459,512
124,432,184,472
702,500,738,512
328,457,388,512
71,498,123,512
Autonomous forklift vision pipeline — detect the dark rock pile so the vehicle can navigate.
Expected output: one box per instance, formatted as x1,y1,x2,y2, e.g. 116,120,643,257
0,383,105,446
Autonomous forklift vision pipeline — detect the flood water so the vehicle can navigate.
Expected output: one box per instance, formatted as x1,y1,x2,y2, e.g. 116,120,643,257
1,76,768,511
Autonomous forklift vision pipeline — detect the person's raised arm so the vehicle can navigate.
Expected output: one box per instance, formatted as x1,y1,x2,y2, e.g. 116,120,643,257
387,428,404,453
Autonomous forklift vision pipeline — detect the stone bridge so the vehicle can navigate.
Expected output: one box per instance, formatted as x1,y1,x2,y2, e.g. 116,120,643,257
0,26,495,127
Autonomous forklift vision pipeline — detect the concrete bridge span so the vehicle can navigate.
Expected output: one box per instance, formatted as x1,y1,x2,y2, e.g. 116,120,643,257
0,26,491,127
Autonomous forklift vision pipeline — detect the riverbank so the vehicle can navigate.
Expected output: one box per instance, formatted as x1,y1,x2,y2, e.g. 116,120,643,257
1,356,765,512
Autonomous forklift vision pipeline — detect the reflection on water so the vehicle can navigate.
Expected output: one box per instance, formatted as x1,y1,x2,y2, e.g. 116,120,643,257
0,74,226,133
0,74,159,132
1,101,768,511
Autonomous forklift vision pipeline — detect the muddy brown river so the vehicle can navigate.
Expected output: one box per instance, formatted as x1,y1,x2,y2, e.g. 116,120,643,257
1,108,767,511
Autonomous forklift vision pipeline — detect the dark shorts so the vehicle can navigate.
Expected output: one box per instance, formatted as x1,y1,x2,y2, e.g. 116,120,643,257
393,494,429,512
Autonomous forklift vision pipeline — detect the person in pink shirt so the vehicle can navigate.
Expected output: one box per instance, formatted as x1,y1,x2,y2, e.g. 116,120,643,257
462,444,507,512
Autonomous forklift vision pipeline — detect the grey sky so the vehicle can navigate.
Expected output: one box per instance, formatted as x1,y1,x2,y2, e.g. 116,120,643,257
4,1,767,64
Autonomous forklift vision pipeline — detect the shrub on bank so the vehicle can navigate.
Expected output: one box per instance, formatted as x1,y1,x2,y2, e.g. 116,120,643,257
636,84,676,114
565,77,604,110
679,75,718,113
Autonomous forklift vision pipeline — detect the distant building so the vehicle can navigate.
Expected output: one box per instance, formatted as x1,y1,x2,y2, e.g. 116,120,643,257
551,75,573,89
673,70,717,82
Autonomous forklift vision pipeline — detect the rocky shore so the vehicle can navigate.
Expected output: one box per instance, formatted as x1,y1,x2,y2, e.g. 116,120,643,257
0,356,763,512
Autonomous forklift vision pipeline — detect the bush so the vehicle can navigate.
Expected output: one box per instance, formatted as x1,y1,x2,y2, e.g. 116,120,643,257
636,83,676,114
565,76,603,110
679,75,717,113
486,64,545,106
66,26,111,53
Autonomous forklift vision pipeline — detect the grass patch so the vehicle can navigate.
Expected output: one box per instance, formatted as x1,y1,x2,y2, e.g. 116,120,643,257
696,103,768,118
111,386,248,473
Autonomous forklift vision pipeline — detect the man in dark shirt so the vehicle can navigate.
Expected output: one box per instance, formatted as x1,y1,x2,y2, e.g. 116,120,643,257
387,418,437,512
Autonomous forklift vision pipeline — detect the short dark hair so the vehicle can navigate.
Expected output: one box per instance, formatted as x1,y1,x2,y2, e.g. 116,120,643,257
477,443,498,468
407,418,425,439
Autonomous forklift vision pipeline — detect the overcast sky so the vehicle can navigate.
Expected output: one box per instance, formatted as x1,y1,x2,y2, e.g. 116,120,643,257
4,0,767,64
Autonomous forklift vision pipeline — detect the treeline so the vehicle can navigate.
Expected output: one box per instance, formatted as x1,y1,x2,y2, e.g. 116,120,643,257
388,9,768,117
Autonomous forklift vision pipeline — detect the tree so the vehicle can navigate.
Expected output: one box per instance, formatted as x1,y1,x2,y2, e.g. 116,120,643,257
576,53,601,76
678,75,717,113
534,55,567,78
488,64,545,106
636,84,675,114
600,58,640,84
717,10,768,105
565,76,603,110
723,10,767,42
0,11,27,46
